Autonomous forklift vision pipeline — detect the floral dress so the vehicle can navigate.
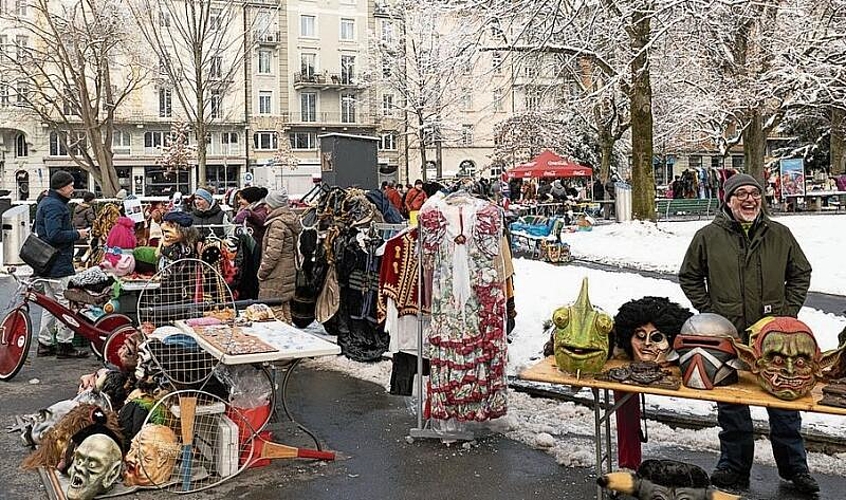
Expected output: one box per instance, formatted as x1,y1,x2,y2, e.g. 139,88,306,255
419,194,507,421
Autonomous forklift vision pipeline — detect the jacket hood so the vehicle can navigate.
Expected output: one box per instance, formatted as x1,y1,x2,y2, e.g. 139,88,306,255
265,206,299,230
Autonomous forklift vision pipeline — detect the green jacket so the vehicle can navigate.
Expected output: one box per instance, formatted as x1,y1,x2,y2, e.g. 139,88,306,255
678,208,811,340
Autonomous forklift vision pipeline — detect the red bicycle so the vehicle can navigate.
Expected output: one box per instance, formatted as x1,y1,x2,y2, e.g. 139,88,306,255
0,271,137,381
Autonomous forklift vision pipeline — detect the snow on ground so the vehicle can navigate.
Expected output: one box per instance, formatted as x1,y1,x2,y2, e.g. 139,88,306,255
565,214,846,296
307,215,846,474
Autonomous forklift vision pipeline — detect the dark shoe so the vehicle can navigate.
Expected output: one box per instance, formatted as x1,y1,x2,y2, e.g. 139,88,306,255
56,343,89,359
787,472,820,494
36,342,56,357
710,468,750,490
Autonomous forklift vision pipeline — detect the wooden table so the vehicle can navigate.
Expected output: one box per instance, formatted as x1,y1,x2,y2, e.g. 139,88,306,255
519,357,846,499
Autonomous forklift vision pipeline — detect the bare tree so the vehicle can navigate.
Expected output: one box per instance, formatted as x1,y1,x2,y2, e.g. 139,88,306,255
0,0,147,195
128,0,274,185
370,0,479,180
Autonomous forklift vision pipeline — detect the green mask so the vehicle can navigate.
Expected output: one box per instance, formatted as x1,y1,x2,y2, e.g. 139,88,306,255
553,277,613,374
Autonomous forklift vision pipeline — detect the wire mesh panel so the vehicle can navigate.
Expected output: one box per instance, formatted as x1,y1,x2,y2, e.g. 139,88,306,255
137,258,237,327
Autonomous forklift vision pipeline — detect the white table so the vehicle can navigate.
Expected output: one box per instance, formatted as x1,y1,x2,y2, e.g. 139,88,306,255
174,319,340,365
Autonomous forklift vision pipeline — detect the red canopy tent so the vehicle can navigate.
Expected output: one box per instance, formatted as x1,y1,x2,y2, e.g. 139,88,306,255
507,150,592,179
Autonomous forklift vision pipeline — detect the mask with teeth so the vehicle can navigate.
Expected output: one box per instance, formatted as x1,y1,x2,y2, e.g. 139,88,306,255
553,277,613,374
66,434,123,500
731,317,846,400
123,424,179,486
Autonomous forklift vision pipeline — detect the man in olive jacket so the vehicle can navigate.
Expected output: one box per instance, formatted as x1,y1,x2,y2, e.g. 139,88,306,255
678,174,815,494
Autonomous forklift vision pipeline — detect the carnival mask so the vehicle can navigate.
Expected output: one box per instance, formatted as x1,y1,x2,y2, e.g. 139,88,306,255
674,313,743,390
631,323,671,365
599,459,740,500
124,424,179,486
67,434,123,500
553,277,613,374
731,316,845,401
160,221,183,246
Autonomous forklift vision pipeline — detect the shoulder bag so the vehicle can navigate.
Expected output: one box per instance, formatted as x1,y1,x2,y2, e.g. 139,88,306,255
20,233,59,276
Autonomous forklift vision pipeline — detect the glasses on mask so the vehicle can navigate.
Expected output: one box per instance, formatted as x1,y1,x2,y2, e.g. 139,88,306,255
733,189,762,201
635,330,666,344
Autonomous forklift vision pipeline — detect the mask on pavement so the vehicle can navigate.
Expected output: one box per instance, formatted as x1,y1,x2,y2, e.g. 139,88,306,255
123,424,179,486
67,434,123,500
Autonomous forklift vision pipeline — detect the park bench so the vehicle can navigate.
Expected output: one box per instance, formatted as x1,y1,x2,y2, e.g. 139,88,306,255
655,198,717,220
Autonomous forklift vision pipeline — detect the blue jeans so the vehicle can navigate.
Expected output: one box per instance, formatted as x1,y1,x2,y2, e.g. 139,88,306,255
716,402,809,479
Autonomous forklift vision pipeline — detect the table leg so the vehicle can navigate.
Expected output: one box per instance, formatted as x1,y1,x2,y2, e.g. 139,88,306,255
604,388,612,477
592,388,605,500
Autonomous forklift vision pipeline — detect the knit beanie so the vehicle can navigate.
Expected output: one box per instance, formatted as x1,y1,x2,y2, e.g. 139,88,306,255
194,188,214,205
265,188,289,209
723,174,763,203
50,170,75,190
106,217,137,249
240,186,268,204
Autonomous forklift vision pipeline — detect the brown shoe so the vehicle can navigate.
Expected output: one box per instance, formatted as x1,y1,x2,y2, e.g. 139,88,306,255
56,343,90,359
36,342,56,357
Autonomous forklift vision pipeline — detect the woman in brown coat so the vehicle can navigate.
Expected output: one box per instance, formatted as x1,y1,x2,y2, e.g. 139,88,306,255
258,188,301,323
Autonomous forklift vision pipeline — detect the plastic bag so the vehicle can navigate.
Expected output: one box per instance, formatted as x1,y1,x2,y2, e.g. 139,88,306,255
215,365,272,409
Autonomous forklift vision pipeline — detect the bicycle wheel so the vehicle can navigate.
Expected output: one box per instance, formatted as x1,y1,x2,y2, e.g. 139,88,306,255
0,308,32,381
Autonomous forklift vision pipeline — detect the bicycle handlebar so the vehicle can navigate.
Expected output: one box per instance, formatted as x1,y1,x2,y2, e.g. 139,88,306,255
1,269,60,288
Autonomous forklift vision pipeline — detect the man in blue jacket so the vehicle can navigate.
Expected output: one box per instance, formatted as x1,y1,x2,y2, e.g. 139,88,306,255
34,171,89,358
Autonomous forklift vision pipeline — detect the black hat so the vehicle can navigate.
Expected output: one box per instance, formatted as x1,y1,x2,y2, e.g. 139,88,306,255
50,170,75,190
240,186,268,204
723,174,763,203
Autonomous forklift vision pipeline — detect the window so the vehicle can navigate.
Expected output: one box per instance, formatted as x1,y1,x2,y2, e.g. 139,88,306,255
158,56,169,76
290,132,316,150
209,8,222,30
731,156,744,169
112,130,131,155
0,82,8,107
144,131,167,153
210,90,222,118
205,165,239,190
492,52,502,73
62,86,78,116
300,15,316,37
159,11,170,27
461,125,474,146
15,0,26,16
50,132,68,156
0,35,6,59
15,133,27,157
710,156,722,169
49,131,86,156
15,35,28,60
379,133,396,151
15,80,27,106
221,131,239,155
159,88,172,117
341,93,356,123
301,92,316,122
381,20,394,43
525,90,540,110
258,91,272,114
340,18,355,41
253,131,278,150
257,50,272,74
340,55,355,84
460,88,472,111
523,62,539,78
300,53,316,79
382,94,394,116
493,89,503,111
382,57,392,77
144,166,189,196
49,167,88,194
688,155,702,169
209,55,222,78
490,21,503,39
461,56,473,75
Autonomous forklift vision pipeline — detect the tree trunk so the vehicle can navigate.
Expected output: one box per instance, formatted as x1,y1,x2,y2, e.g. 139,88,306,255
742,109,766,183
418,114,428,181
435,139,443,179
831,107,846,175
599,136,614,183
629,2,656,221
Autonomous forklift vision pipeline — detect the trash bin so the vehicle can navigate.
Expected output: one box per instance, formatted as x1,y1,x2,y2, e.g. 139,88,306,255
615,182,632,222
0,197,11,241
2,205,31,266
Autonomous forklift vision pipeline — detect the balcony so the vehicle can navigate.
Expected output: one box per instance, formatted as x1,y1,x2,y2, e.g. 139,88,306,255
254,30,281,45
293,72,365,91
279,111,378,127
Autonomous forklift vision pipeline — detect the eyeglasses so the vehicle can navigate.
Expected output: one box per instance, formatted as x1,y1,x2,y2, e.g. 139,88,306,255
733,189,762,200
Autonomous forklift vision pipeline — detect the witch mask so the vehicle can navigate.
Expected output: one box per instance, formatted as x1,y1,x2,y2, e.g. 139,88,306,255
553,277,613,374
67,434,123,500
599,459,740,500
674,313,743,390
731,316,845,401
123,424,179,486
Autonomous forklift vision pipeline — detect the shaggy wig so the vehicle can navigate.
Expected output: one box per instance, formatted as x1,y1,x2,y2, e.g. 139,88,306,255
614,297,693,359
